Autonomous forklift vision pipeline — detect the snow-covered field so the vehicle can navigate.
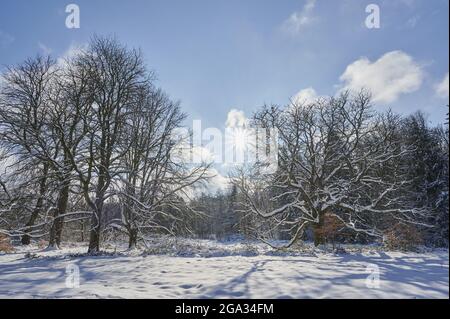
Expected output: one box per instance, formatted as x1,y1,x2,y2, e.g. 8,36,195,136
0,239,448,299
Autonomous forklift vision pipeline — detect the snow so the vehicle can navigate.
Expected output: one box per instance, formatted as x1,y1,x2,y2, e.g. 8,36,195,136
0,239,448,299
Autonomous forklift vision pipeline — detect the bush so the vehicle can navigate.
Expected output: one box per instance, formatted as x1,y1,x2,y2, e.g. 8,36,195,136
0,233,14,253
314,213,347,248
383,223,423,251
38,239,48,249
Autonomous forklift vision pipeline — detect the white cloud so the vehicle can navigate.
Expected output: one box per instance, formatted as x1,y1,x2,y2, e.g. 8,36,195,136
191,145,215,163
56,43,87,67
0,30,14,48
38,42,52,55
339,50,423,103
190,167,230,196
436,72,449,99
292,87,320,105
207,168,231,193
282,0,317,35
171,139,216,164
226,109,248,128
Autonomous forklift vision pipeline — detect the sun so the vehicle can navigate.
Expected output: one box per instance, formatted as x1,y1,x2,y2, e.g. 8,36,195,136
231,128,248,151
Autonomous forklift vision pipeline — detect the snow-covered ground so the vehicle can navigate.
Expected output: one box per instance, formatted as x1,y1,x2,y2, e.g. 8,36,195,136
0,239,448,299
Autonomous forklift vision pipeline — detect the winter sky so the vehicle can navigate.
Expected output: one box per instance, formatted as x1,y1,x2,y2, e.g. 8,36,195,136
0,0,448,193
0,0,448,127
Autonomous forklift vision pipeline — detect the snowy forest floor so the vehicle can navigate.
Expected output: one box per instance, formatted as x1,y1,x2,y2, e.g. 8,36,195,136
0,238,448,299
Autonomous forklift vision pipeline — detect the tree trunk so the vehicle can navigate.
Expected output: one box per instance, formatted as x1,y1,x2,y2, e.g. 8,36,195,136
21,197,44,245
88,212,101,253
128,228,138,249
21,164,48,245
88,197,104,253
88,169,106,253
313,212,325,246
80,221,85,242
48,182,70,248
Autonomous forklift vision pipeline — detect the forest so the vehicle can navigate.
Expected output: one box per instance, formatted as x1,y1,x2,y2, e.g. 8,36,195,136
0,36,448,254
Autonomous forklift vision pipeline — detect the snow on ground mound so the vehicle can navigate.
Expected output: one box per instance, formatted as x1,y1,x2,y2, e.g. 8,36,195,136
0,239,448,299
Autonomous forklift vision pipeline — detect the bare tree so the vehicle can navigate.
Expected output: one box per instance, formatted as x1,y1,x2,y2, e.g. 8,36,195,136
115,86,212,248
232,91,427,248
0,56,57,244
43,52,94,248
62,36,148,252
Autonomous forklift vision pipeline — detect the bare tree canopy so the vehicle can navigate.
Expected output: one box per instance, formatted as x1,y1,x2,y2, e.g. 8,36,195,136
0,38,447,252
232,91,436,247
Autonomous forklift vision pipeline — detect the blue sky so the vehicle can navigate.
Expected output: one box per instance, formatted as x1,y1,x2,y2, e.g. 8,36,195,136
0,0,449,129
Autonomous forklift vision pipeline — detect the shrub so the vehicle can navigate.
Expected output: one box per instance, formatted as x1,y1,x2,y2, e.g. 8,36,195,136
0,233,14,253
315,213,347,248
383,223,423,251
37,239,48,249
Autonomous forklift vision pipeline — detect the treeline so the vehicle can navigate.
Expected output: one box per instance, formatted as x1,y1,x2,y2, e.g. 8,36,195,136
227,95,449,249
0,36,448,251
0,36,210,252
175,101,449,249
